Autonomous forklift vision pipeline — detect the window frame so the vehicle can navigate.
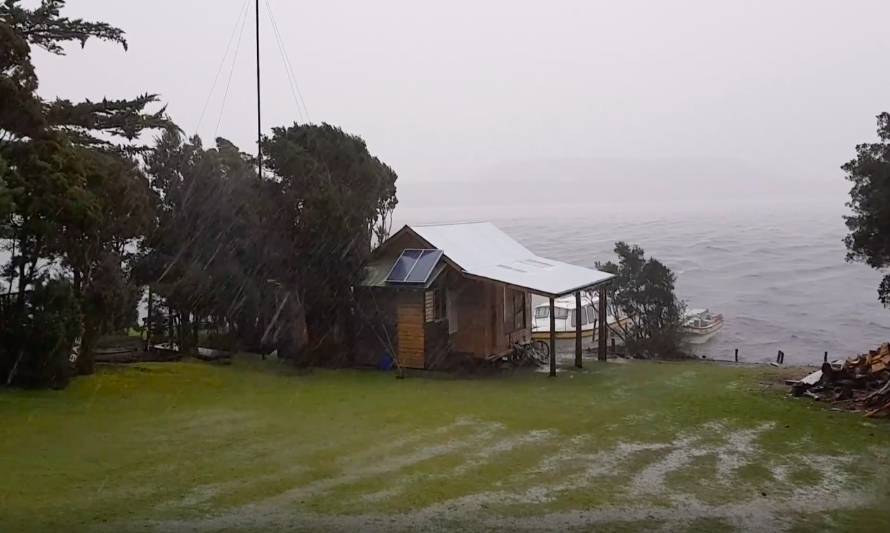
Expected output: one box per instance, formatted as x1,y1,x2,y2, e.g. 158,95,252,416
425,287,446,323
512,289,526,330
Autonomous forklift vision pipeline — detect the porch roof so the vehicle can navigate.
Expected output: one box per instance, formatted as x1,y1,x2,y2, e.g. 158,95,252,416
401,222,613,297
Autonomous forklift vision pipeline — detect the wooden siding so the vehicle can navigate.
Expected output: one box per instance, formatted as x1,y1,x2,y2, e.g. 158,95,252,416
448,274,531,358
450,277,491,356
397,293,425,369
424,318,451,369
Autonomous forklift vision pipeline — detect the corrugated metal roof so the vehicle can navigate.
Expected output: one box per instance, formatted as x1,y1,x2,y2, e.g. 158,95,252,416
411,222,613,297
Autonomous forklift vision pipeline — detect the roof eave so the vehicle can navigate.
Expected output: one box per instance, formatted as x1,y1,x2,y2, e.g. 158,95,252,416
459,271,614,299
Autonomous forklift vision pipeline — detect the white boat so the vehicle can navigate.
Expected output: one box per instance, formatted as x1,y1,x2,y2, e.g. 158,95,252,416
531,293,627,340
682,308,723,344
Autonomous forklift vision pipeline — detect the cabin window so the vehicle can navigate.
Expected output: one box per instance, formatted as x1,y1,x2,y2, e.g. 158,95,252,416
535,306,568,320
425,288,445,322
572,305,594,327
512,290,526,330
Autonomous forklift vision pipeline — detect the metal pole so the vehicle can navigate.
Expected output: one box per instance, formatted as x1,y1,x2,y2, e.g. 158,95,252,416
255,0,262,180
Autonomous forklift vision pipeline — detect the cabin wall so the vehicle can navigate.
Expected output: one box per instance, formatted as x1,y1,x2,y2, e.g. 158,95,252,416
422,275,452,369
424,319,451,369
501,285,532,347
450,276,493,356
354,288,428,369
449,274,531,359
355,267,533,367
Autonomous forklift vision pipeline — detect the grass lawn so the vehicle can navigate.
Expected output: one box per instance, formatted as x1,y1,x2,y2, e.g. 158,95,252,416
3,357,890,532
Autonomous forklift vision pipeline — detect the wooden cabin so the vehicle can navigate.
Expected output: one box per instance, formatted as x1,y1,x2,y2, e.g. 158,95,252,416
355,222,613,374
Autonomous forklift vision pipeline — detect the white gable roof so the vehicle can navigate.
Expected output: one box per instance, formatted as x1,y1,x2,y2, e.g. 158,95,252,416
409,222,613,297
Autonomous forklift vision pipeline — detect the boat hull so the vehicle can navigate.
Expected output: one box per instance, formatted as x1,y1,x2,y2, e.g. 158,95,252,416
531,329,594,340
682,321,724,344
531,317,633,341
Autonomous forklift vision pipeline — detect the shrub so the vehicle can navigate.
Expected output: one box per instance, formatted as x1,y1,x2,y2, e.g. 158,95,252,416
1,279,82,389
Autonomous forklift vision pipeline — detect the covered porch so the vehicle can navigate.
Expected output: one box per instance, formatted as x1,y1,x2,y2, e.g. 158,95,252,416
528,281,614,377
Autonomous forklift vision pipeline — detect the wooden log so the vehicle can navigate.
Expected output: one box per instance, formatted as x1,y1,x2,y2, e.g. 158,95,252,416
549,296,556,377
574,291,582,369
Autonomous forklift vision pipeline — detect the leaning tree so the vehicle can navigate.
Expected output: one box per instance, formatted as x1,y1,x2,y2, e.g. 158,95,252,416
844,113,890,306
596,242,685,358
0,0,172,382
264,123,398,365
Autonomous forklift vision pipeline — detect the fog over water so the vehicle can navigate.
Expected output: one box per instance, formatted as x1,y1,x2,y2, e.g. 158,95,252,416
395,187,890,365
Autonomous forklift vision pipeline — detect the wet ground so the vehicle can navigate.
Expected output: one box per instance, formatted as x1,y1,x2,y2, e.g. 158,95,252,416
3,356,890,532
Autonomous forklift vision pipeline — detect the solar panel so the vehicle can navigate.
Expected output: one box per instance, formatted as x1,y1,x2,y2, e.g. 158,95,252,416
406,250,443,283
386,249,423,283
385,249,443,284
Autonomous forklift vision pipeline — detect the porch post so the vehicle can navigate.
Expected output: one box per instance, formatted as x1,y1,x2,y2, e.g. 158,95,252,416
549,296,556,377
574,291,582,368
597,285,608,361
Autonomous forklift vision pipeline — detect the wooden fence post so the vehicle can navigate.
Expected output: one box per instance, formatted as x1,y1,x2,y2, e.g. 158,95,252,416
549,296,556,377
597,286,607,361
574,291,582,369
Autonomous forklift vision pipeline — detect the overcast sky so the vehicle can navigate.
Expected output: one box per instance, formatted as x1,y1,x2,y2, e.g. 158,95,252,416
30,0,890,203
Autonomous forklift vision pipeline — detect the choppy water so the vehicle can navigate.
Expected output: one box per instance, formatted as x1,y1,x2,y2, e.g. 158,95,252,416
396,200,890,365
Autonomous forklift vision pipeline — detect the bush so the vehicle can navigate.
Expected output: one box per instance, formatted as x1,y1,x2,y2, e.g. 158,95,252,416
0,279,82,389
597,242,686,359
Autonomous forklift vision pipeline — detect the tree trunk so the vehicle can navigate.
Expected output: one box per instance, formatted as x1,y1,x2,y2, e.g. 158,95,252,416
76,316,99,375
192,317,200,351
275,290,308,363
145,287,153,351
178,313,194,354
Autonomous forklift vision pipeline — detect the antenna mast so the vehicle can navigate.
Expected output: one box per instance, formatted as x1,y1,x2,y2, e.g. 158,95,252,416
255,0,262,179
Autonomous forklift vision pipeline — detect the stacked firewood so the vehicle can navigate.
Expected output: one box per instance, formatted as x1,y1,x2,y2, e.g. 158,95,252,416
789,342,890,417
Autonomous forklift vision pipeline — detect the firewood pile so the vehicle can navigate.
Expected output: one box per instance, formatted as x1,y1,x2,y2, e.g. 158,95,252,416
789,342,890,417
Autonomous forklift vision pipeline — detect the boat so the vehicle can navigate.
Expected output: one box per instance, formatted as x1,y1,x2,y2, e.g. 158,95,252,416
682,308,723,344
531,293,628,340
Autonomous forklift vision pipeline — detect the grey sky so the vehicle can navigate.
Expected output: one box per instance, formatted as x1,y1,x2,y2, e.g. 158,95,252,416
31,0,890,202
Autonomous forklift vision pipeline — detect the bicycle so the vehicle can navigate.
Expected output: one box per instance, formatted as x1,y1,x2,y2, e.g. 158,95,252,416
511,339,550,366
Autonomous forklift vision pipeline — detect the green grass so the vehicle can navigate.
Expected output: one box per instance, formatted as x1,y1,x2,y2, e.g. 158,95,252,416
2,358,890,531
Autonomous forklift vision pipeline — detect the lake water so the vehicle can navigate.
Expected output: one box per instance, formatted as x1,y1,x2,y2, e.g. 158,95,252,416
396,199,890,365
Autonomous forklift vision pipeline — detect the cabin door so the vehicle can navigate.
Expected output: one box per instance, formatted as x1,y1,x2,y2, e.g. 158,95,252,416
397,294,425,369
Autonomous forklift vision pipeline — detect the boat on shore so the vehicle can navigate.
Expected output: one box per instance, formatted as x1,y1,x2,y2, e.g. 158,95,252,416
682,308,723,344
530,293,629,340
